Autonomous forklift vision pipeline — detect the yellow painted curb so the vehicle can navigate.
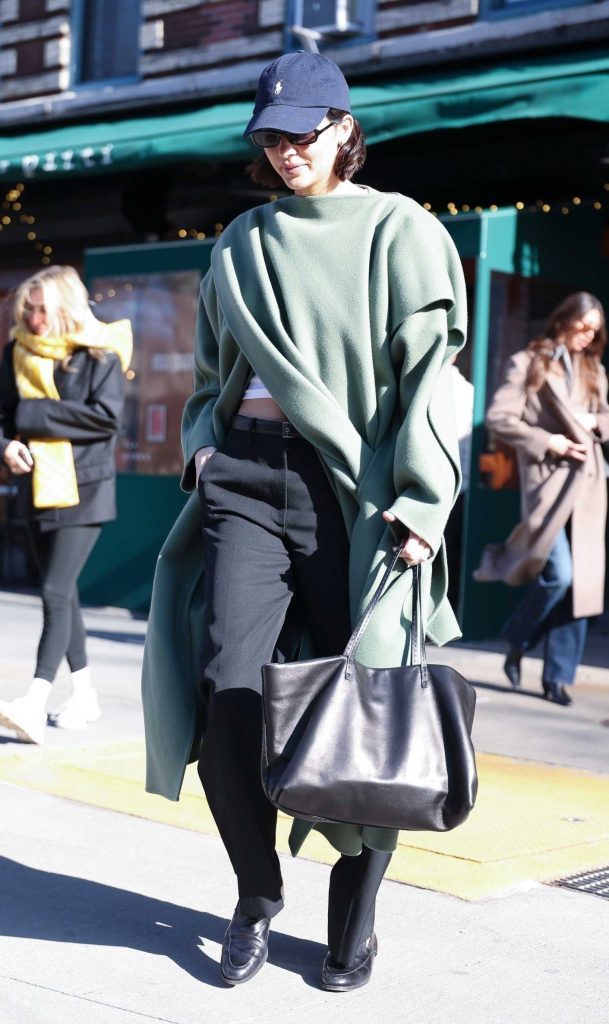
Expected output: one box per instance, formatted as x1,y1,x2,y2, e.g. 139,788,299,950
1,742,609,901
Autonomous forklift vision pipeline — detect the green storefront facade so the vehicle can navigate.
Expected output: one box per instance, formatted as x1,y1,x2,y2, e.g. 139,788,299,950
2,47,609,638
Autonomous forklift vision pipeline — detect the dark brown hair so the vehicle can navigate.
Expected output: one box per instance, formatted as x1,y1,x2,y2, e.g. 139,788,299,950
525,291,607,404
246,108,367,189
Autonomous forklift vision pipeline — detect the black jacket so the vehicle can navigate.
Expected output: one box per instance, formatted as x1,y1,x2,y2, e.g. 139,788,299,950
0,341,125,529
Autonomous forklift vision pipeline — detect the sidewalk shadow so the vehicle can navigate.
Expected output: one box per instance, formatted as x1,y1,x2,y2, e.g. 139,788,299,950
472,680,547,700
86,629,146,646
0,856,326,988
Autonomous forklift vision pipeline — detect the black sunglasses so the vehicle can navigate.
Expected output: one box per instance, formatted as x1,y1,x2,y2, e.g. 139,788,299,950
250,121,339,150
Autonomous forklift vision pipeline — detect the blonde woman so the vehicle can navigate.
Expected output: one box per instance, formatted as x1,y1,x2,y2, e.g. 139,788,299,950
0,266,132,743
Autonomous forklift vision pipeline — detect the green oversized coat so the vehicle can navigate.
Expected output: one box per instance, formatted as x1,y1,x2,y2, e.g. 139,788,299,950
142,188,468,855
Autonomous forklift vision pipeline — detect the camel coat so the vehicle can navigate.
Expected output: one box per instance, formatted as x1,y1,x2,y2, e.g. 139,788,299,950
476,349,609,617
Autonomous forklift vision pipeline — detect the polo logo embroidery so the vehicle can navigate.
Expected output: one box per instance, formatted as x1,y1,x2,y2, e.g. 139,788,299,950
275,81,283,94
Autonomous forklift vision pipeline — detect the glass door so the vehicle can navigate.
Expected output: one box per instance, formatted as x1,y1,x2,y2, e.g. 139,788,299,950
457,207,609,639
79,240,213,610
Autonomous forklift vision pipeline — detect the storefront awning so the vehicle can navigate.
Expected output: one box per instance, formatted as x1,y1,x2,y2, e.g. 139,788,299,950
2,48,609,182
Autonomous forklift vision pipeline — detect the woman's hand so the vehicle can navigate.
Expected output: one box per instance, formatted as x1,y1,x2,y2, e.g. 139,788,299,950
194,446,217,485
573,411,597,433
382,512,432,564
2,440,33,475
546,434,587,462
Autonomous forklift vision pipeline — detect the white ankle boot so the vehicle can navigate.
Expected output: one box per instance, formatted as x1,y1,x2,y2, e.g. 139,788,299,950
48,667,101,730
0,678,52,744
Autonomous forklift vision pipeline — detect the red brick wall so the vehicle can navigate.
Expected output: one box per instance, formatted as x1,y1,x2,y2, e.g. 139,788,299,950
15,37,45,76
162,1,259,51
18,0,47,21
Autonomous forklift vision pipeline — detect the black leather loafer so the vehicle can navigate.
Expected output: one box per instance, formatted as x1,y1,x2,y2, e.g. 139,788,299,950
220,908,270,986
503,647,523,689
542,681,573,706
321,932,378,992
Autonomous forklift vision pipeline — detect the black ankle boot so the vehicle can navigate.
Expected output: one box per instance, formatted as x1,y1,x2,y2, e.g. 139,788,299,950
542,681,573,706
503,647,523,689
220,907,270,985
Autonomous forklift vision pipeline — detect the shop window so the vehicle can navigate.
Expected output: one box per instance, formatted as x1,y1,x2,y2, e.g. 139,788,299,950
73,0,141,84
286,0,377,50
89,270,200,475
480,0,591,19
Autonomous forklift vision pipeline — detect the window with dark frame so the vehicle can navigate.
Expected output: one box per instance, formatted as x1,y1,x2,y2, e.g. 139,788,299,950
481,0,591,19
75,0,141,85
286,0,377,49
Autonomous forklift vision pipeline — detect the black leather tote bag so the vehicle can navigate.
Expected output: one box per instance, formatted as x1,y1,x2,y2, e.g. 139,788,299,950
261,552,478,832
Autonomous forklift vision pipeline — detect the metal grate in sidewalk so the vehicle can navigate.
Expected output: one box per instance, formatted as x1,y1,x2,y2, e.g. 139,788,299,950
555,866,609,899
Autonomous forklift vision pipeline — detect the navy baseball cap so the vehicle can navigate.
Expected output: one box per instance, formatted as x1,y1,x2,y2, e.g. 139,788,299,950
243,52,351,138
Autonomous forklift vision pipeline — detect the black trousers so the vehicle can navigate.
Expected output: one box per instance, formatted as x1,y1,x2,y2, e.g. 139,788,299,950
197,420,391,965
26,522,101,683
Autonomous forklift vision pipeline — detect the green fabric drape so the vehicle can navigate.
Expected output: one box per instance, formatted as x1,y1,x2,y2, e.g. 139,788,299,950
2,48,609,180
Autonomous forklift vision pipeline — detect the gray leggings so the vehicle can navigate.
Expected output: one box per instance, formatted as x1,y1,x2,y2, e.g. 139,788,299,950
26,523,101,683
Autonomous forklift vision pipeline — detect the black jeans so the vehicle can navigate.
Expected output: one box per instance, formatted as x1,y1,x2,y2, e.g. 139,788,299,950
26,522,101,682
196,419,391,964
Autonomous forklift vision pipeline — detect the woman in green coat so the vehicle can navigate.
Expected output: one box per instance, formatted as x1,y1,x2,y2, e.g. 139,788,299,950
142,51,467,992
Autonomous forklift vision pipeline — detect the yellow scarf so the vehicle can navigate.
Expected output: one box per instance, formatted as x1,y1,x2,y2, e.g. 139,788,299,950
12,319,133,509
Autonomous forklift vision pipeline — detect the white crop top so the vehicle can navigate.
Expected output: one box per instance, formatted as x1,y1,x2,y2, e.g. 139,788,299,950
242,372,272,401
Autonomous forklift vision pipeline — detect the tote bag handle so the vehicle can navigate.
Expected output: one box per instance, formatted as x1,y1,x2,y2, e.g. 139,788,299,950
343,546,429,687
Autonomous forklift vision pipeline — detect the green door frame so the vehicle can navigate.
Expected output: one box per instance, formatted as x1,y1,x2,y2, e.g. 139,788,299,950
446,210,524,639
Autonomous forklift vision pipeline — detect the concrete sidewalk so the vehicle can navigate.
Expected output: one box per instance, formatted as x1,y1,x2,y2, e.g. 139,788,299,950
1,589,609,1023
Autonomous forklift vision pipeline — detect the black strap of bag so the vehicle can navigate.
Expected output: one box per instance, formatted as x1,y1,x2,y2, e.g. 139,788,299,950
343,546,429,687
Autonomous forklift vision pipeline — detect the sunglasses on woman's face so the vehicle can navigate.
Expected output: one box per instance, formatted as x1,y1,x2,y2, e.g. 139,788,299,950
570,320,597,336
250,122,338,150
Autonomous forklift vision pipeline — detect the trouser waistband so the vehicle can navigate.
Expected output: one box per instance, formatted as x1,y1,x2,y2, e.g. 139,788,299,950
231,414,302,439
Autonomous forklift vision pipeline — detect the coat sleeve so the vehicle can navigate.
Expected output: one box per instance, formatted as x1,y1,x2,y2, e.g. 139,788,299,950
0,342,18,459
180,270,222,492
485,352,553,461
385,223,468,556
15,352,124,443
594,364,609,442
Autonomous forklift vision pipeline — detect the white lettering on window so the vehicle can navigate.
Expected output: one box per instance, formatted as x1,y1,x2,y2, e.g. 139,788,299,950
61,150,75,171
42,152,58,172
22,155,40,177
80,147,95,168
100,144,114,165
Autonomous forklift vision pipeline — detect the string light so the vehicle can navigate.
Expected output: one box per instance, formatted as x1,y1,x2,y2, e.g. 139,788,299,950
177,228,187,238
0,184,52,265
423,194,608,217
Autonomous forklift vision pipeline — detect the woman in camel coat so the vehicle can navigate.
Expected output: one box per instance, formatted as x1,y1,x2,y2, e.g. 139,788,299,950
475,292,609,704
